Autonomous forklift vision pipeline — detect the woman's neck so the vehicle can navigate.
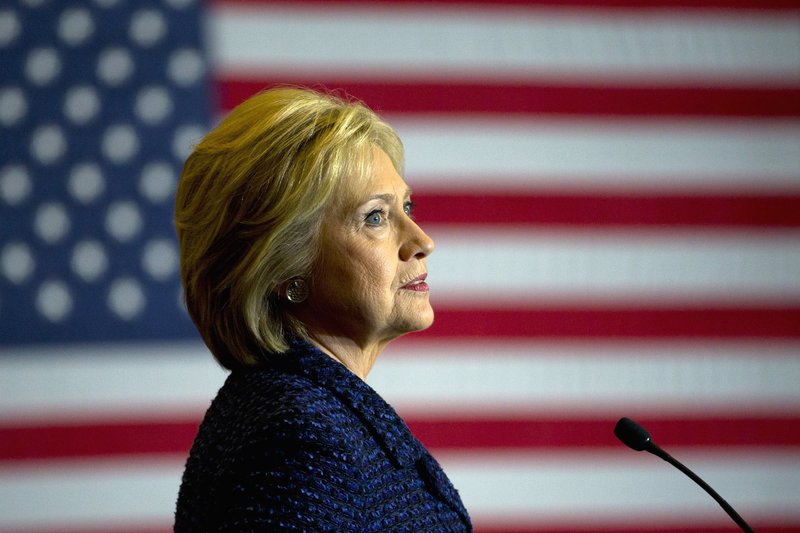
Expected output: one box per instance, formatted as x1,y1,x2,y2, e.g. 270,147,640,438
305,332,388,381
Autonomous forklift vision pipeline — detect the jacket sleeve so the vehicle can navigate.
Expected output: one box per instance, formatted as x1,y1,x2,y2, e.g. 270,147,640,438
215,432,368,532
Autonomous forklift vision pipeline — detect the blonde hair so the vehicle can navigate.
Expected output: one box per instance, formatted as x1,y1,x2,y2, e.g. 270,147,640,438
175,87,404,368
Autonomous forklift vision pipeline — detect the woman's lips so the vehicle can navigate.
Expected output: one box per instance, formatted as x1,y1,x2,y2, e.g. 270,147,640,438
401,273,429,292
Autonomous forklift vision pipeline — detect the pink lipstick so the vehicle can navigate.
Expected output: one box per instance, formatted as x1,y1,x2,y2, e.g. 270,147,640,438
401,273,429,292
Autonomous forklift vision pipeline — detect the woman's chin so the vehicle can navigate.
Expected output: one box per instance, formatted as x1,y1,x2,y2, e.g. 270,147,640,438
402,303,435,334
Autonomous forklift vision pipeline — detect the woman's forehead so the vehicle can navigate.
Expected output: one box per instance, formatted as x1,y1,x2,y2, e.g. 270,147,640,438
359,150,410,201
337,146,408,207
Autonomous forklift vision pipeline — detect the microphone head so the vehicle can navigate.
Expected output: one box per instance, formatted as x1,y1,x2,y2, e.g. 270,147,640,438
614,417,652,451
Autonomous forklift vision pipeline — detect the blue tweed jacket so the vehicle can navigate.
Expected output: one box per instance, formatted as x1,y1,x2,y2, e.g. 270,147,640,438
174,337,472,532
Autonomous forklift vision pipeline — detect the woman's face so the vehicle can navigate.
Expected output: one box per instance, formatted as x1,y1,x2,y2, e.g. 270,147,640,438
304,147,435,348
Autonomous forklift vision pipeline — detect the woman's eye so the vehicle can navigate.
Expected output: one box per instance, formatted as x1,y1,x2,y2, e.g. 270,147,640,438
403,201,415,218
365,209,385,226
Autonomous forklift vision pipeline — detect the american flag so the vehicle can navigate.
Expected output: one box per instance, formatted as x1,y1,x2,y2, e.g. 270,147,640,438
1,0,799,532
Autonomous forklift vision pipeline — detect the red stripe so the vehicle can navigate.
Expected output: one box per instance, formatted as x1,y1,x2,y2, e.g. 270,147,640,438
24,525,800,533
477,525,800,533
422,308,800,338
408,416,800,450
217,79,800,117
3,529,167,533
15,526,796,533
411,192,800,227
2,416,797,461
213,0,800,11
5,525,800,533
6,525,800,533
9,523,800,533
0,420,198,462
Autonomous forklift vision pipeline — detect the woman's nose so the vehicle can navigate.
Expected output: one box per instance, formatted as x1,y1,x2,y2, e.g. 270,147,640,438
400,218,434,261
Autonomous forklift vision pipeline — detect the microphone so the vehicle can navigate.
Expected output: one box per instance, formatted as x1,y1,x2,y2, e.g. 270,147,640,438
614,417,754,533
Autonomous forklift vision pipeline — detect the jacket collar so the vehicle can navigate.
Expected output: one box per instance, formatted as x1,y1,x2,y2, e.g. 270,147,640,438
269,337,472,528
275,336,426,468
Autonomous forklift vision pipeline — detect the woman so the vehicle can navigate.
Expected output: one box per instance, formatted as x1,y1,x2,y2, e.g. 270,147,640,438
174,87,472,532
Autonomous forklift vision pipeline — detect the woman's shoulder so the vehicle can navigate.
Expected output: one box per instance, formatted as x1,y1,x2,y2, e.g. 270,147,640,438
200,363,368,451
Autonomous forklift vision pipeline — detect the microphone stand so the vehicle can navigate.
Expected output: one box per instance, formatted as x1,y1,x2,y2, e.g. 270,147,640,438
644,439,754,533
614,417,755,533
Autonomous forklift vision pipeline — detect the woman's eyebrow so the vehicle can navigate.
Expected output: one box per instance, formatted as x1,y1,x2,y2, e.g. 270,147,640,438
366,188,412,204
367,193,395,203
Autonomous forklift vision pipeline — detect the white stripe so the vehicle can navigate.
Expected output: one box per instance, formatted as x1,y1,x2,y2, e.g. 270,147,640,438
211,5,800,85
0,452,796,529
203,114,800,186
2,341,799,421
374,340,800,417
0,457,182,530
0,342,226,422
426,228,800,305
441,450,800,524
391,118,800,189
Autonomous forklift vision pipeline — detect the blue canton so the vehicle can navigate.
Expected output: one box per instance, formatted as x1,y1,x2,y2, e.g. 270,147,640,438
0,0,209,344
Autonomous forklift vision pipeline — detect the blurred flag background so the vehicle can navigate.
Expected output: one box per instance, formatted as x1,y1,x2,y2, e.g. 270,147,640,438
1,0,799,532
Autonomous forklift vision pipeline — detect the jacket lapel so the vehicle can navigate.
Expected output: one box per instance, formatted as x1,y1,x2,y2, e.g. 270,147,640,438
279,338,471,525
281,337,425,467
